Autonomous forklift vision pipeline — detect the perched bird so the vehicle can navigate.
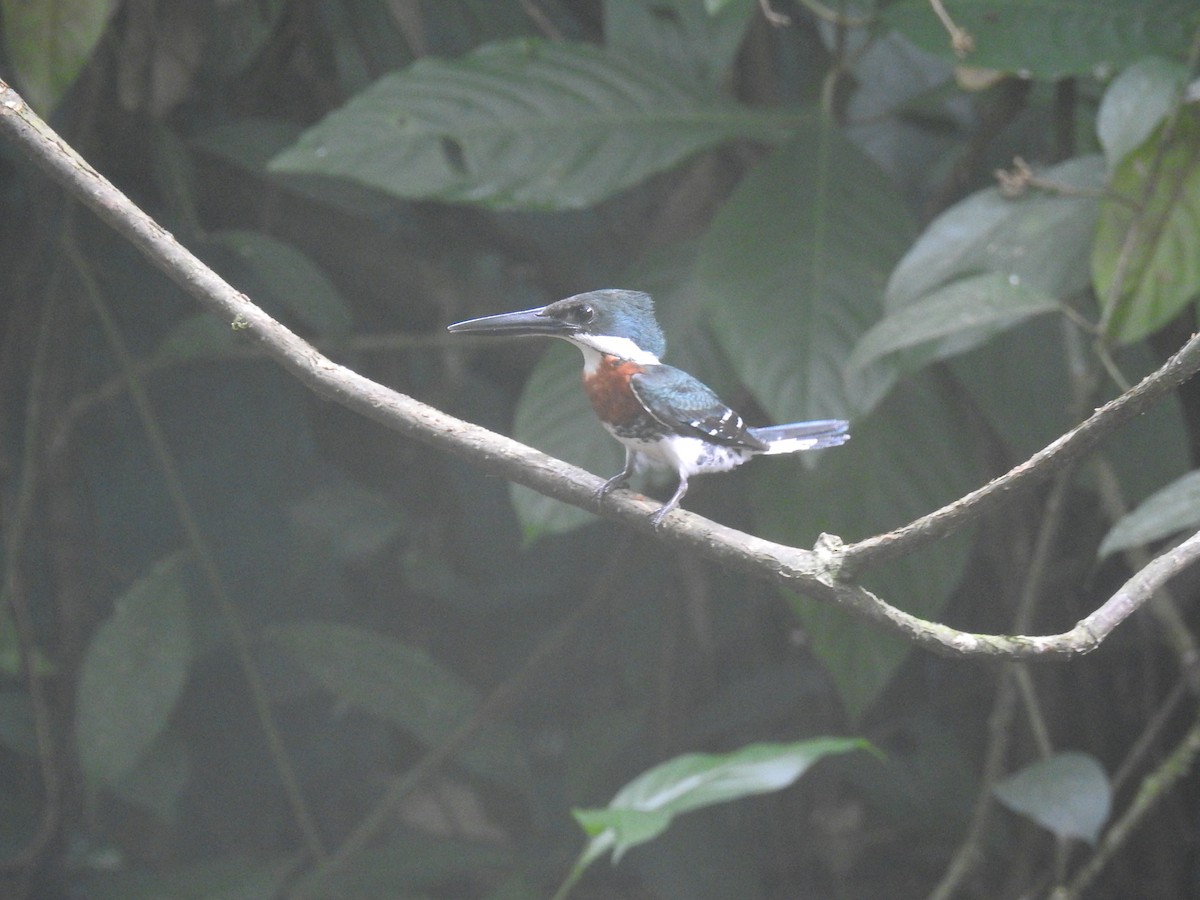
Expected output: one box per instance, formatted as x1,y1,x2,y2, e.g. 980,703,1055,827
448,289,849,526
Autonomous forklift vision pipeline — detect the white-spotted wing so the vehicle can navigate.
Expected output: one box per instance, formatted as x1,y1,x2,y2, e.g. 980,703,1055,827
629,365,769,451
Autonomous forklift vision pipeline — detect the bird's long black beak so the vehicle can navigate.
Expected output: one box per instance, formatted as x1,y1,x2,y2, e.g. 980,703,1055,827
447,306,576,338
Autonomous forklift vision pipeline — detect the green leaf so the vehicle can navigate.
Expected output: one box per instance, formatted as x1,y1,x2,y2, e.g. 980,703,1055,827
270,621,530,790
207,230,353,337
1097,57,1191,169
887,156,1104,311
1099,469,1200,558
697,122,912,422
0,0,120,113
883,0,1200,80
994,752,1111,845
111,732,190,823
754,375,979,720
510,343,624,538
269,39,792,210
570,738,867,868
1094,109,1200,344
848,272,1060,377
76,554,192,785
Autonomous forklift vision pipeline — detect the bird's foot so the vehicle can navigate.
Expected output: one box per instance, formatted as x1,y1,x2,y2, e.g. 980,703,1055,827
649,502,677,529
595,473,629,502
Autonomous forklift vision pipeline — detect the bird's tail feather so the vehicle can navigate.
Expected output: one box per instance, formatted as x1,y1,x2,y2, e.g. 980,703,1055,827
750,419,849,455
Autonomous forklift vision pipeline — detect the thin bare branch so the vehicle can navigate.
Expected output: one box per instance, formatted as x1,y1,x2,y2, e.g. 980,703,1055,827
838,336,1200,577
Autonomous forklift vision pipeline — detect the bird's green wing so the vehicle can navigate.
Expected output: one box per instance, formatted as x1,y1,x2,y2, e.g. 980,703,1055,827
629,365,767,450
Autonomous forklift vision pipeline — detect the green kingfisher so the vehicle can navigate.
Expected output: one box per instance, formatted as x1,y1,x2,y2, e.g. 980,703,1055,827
448,290,849,526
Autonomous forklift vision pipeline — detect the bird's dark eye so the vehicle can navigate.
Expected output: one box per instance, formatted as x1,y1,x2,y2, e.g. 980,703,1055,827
569,304,595,325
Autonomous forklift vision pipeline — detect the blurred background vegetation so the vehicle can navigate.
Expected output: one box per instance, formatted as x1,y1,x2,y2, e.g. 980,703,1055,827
1,1,1199,898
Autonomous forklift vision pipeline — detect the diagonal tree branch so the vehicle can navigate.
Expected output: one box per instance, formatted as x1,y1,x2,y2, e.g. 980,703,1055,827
2,78,1198,661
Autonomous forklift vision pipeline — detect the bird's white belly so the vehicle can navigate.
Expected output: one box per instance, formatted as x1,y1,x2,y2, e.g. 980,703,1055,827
604,427,752,478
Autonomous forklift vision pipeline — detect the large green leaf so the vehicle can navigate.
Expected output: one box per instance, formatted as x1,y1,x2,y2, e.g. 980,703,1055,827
753,376,979,721
271,620,530,790
510,343,625,538
883,0,1199,80
994,752,1111,845
1099,469,1200,558
566,738,867,879
76,554,192,785
697,123,911,423
887,156,1103,311
0,0,119,113
1094,109,1200,344
111,732,189,823
848,272,1060,378
1096,57,1191,169
269,39,792,210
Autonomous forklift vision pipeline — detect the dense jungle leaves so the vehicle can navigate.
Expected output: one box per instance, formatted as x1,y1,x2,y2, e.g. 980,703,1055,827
4,2,1200,899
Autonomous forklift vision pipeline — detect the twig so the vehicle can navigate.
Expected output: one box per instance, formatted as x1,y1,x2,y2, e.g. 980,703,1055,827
838,333,1200,577
926,672,1018,900
1109,678,1189,796
519,0,566,40
384,0,431,57
928,0,973,56
758,0,791,26
994,156,1134,208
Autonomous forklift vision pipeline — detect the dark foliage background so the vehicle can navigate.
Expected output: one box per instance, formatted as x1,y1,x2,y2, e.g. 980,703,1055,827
1,1,1199,898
